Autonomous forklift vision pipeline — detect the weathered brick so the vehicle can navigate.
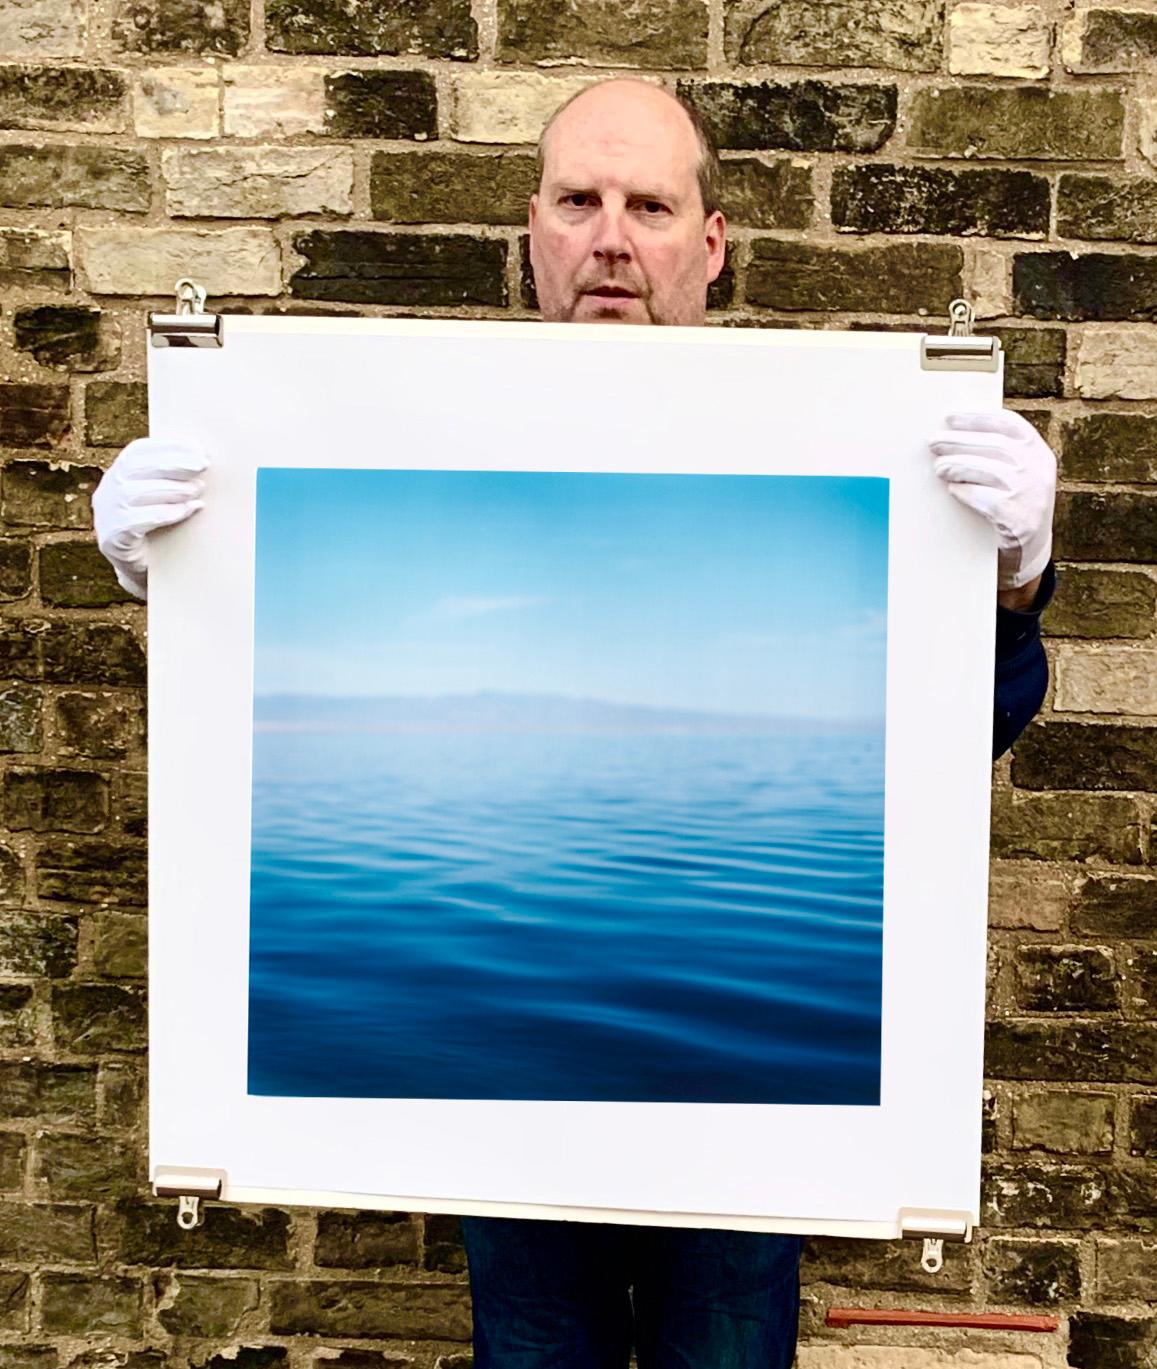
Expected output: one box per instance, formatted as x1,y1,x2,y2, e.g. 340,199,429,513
0,0,85,57
0,65,125,132
40,1274,141,1335
0,1063,94,1122
451,72,604,143
982,1236,1081,1305
1125,946,1157,1016
69,1353,164,1369
371,151,536,225
1045,568,1155,640
1055,491,1157,564
313,1354,413,1369
0,841,27,902
266,0,476,58
498,0,706,68
324,70,436,139
908,87,1125,160
133,66,218,138
115,1200,293,1269
85,381,148,448
191,1352,285,1369
1054,650,1157,716
156,1274,260,1334
718,157,811,229
223,65,325,136
832,164,1049,238
1075,327,1157,401
1068,1313,1156,1369
56,690,145,760
78,227,280,297
1130,1096,1157,1156
747,240,961,312
2,461,98,530
725,0,940,71
984,1160,1156,1229
39,541,129,609
13,306,120,373
0,387,69,448
976,326,1064,399
678,80,897,153
1013,722,1157,790
0,145,148,211
0,543,33,602
988,866,1068,931
269,1280,472,1338
1011,1089,1116,1153
5,767,107,832
0,910,77,977
986,1021,1157,1082
92,911,147,978
1074,875,1157,938
423,1214,466,1273
1063,412,1157,483
0,1202,95,1262
0,1134,26,1191
289,231,507,307
52,984,146,1052
949,3,1050,77
1065,8,1157,73
0,986,36,1048
163,146,353,218
1144,96,1157,169
113,0,248,55
36,837,147,905
98,1061,144,1129
1015,252,1157,323
112,770,145,839
801,1235,972,1294
33,1132,141,1198
1011,945,1118,1012
0,227,70,290
1059,175,1157,245
1095,1237,1157,1303
42,624,145,687
0,1271,28,1330
315,1211,420,1268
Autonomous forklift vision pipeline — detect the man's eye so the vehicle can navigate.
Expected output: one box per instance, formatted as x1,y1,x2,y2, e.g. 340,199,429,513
563,193,593,208
637,201,669,215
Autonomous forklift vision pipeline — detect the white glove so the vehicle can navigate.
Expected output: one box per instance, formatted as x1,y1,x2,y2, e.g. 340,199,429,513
91,438,207,600
928,410,1056,591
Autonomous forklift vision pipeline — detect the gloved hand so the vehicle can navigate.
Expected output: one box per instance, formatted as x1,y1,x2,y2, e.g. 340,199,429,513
928,410,1056,590
91,438,207,600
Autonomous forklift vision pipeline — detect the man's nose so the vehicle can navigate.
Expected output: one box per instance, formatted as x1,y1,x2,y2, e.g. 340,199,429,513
592,203,631,265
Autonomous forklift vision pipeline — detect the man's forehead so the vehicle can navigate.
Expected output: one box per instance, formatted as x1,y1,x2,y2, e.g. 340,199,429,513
542,84,700,183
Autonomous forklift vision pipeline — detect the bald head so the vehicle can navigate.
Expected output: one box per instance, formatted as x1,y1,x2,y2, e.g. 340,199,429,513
537,80,721,219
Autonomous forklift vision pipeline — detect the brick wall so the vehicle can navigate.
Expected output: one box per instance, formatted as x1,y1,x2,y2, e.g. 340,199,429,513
0,1,1154,1366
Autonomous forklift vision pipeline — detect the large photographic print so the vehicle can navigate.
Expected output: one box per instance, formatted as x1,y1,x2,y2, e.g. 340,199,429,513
247,468,889,1105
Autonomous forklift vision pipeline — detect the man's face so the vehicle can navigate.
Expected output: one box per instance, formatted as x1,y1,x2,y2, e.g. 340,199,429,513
528,82,727,327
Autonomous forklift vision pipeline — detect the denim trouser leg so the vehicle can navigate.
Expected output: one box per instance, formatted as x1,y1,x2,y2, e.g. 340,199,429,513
460,1217,802,1369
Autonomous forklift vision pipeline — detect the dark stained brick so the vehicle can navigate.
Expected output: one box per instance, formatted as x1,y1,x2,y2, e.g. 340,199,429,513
40,541,131,608
56,691,146,761
156,1274,260,1335
269,1279,471,1338
1059,174,1157,244
1055,491,1157,564
0,461,100,528
978,327,1065,399
41,624,145,686
14,306,120,373
325,70,437,139
986,1021,1157,1082
725,0,941,70
907,87,1125,160
315,1211,419,1268
1069,1313,1157,1369
833,164,1049,238
1011,945,1118,1012
1063,411,1157,482
4,767,108,833
0,911,77,977
40,1274,141,1335
497,0,707,68
802,1235,972,1293
982,1236,1081,1305
0,386,69,448
746,240,962,313
1074,9,1157,72
0,1063,95,1123
266,0,477,58
84,382,148,448
289,231,507,307
676,80,897,153
1044,567,1156,640
0,229,70,291
0,1202,96,1263
1074,875,1157,937
36,837,147,905
115,1200,293,1269
0,65,126,130
0,146,149,212
983,1160,1156,1229
1012,722,1157,792
34,1133,142,1199
423,1213,466,1273
1014,252,1157,322
52,984,146,1053
1130,1096,1157,1156
0,986,36,1049
114,0,249,55
371,152,536,225
0,541,33,601
719,157,812,229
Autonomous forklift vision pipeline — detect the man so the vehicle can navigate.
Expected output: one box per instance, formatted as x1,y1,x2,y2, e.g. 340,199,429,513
94,78,1055,1369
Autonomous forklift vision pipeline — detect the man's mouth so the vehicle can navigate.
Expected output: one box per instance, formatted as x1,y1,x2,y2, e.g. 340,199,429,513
584,286,637,299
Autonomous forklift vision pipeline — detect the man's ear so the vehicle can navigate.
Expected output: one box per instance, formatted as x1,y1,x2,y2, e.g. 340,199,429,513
528,193,538,234
705,210,727,283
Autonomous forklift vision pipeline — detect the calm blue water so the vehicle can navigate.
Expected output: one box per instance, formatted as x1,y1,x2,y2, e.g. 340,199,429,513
247,729,884,1104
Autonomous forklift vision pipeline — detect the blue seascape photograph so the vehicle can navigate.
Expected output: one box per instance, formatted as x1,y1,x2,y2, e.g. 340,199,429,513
247,469,889,1105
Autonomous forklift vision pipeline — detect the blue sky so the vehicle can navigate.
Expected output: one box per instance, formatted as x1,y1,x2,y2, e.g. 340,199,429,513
253,469,889,722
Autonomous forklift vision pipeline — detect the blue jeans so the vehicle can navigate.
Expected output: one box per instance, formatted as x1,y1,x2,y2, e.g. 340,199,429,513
461,1217,803,1369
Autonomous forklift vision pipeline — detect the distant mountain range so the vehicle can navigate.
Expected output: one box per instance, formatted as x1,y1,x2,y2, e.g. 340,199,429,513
252,691,879,735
